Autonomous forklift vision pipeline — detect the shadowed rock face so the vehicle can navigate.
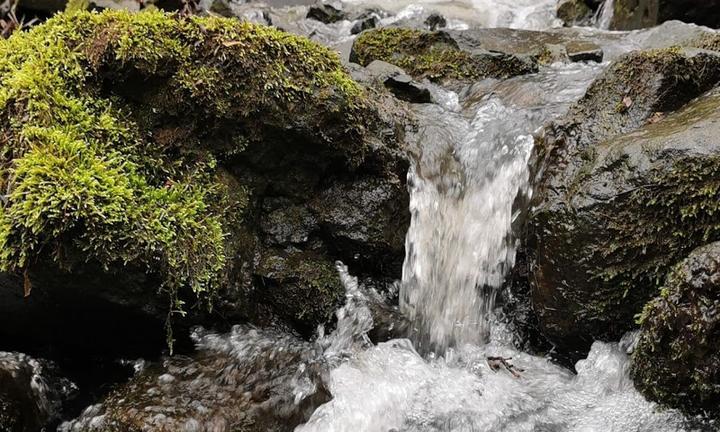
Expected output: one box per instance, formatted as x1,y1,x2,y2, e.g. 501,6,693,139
525,48,720,356
632,242,720,419
610,0,720,30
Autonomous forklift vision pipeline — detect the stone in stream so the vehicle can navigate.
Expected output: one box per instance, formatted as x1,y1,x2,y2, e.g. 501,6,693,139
0,9,410,364
525,47,720,358
306,1,346,24
632,242,720,419
565,40,604,62
350,14,378,35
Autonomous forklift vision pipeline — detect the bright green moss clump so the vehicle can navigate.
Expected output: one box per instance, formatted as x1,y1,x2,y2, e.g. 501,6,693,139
351,27,537,82
0,10,373,342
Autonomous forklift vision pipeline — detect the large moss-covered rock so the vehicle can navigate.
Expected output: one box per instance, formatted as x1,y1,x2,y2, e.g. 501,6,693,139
0,10,409,353
349,27,538,83
526,47,720,354
632,242,720,418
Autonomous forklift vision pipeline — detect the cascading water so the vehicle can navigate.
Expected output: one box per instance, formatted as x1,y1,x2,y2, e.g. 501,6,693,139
595,0,615,29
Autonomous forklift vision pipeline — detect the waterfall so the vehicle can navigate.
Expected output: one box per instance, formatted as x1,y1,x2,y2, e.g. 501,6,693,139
595,0,615,29
400,97,534,353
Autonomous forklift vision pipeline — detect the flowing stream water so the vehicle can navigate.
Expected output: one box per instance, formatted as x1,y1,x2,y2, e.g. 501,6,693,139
57,1,713,431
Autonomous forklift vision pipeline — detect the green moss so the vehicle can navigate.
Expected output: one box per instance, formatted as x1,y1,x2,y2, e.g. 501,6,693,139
258,251,343,327
0,10,372,346
632,242,720,418
352,27,537,82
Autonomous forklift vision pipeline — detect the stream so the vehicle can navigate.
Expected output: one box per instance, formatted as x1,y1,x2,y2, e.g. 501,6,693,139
53,0,715,431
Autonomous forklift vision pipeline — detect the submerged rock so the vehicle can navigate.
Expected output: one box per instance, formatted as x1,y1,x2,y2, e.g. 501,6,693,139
349,27,538,84
527,47,720,354
0,10,409,355
632,242,720,419
60,325,329,432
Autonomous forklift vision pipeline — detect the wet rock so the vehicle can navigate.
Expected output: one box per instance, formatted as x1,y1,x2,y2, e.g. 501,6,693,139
362,60,432,103
311,176,410,275
306,1,346,24
0,352,76,432
256,252,344,334
565,40,603,62
383,73,433,104
351,15,377,35
632,242,720,419
526,48,720,355
424,13,447,31
350,27,538,84
557,0,592,26
0,10,410,361
610,0,720,30
60,325,329,432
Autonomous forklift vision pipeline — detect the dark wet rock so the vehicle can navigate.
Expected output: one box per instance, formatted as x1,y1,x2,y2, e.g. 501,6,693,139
557,0,592,26
306,1,346,24
565,40,603,62
311,176,410,275
632,242,720,419
525,48,720,356
610,0,720,30
384,73,433,104
361,60,433,103
351,15,377,35
350,27,538,84
0,352,77,432
59,325,329,432
424,13,447,31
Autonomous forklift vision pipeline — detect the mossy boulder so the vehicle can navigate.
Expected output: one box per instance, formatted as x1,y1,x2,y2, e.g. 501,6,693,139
632,242,720,419
525,47,720,355
0,10,409,353
349,27,538,83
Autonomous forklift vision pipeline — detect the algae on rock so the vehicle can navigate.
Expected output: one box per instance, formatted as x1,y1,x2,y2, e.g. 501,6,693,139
350,27,538,83
632,242,720,419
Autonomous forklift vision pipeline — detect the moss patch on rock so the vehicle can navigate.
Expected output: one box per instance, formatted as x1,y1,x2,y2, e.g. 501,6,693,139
632,242,720,418
350,27,537,83
0,9,380,342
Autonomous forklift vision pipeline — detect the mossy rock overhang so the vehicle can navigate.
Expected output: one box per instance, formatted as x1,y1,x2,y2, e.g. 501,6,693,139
349,27,538,83
0,9,403,351
632,241,720,419
525,47,720,355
